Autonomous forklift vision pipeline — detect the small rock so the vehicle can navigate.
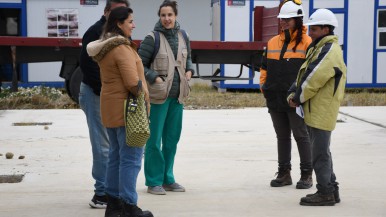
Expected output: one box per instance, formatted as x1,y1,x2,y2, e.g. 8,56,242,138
18,155,25,159
5,152,14,159
44,126,49,130
0,153,3,156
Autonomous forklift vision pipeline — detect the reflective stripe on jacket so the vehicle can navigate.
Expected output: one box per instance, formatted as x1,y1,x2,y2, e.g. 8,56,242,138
260,26,312,111
292,35,347,131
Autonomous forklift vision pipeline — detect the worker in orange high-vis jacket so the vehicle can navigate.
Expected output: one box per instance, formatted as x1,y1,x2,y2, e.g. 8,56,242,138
259,0,313,189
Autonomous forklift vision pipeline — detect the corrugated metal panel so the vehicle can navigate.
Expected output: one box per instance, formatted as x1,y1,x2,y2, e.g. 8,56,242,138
262,7,279,42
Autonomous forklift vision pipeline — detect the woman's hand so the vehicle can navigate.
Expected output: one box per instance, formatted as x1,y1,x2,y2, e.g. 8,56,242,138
155,77,164,84
143,89,151,116
185,71,192,81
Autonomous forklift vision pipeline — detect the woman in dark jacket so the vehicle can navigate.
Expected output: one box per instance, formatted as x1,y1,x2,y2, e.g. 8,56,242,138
138,0,194,195
259,0,313,189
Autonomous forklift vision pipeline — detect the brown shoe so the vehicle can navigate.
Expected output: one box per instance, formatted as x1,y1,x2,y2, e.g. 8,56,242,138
296,169,313,189
270,168,292,187
306,189,340,203
300,192,335,206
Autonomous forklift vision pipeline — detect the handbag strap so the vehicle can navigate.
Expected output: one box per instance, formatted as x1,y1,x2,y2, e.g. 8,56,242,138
125,80,142,113
128,80,142,99
135,80,142,95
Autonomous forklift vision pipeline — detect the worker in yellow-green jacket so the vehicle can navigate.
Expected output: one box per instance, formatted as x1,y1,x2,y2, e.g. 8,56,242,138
288,8,347,206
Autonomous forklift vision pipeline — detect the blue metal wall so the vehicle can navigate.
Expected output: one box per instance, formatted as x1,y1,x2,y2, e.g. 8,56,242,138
0,0,31,88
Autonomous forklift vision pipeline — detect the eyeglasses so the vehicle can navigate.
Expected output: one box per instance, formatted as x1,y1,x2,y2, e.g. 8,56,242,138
280,18,293,22
283,0,302,6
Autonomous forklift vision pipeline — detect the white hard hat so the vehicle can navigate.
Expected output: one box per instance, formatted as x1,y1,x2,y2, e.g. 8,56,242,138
277,1,304,18
304,8,339,27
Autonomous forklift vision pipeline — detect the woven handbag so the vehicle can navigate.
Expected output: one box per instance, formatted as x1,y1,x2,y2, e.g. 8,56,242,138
124,81,150,147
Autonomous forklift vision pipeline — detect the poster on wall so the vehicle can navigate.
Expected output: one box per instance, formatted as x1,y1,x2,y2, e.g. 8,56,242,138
80,0,98,5
46,9,79,37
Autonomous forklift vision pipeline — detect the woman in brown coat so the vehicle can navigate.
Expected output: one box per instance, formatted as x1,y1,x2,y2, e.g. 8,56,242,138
87,6,153,217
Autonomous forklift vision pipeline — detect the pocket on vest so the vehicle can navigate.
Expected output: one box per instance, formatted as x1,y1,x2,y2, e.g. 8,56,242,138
181,49,188,69
148,81,168,100
153,53,168,75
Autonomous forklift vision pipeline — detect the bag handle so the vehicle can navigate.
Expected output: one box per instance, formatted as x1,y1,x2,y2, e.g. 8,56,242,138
129,80,142,98
136,80,142,94
126,80,143,113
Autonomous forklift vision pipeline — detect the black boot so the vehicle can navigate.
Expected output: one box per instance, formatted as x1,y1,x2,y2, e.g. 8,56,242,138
105,195,122,217
296,169,313,189
306,183,340,203
121,201,153,217
270,167,292,187
300,191,335,206
334,184,341,203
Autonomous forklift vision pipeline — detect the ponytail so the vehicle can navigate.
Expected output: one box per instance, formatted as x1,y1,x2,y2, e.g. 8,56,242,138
293,17,303,52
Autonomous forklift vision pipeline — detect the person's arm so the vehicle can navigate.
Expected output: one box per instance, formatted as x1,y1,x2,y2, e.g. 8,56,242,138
138,34,160,84
118,45,151,115
82,25,102,49
80,23,103,95
287,33,312,107
114,45,141,95
292,43,338,104
259,47,268,92
184,32,194,80
287,82,297,107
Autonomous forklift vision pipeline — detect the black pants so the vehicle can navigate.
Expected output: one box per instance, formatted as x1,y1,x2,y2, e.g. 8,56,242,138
307,126,337,193
269,109,312,170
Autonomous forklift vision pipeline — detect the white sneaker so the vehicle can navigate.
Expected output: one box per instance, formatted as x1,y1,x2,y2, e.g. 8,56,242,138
89,194,107,209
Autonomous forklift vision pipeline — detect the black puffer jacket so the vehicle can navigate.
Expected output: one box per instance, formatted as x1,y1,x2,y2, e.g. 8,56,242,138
138,20,194,99
79,16,105,96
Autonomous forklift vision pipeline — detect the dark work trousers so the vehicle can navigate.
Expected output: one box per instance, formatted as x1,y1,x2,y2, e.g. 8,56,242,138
307,126,337,194
269,110,312,170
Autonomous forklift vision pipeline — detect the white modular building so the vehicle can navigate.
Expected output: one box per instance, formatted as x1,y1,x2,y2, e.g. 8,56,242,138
0,0,385,89
0,0,212,87
212,0,386,89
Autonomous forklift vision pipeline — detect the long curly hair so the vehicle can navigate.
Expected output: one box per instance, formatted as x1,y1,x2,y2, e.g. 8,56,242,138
279,1,304,52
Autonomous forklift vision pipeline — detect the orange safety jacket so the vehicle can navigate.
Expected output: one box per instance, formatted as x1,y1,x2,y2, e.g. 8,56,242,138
259,26,311,111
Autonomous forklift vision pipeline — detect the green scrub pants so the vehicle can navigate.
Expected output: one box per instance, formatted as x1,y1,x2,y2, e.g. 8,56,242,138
144,98,183,186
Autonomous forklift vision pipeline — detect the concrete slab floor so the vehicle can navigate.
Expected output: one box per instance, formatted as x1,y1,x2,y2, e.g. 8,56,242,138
0,107,385,217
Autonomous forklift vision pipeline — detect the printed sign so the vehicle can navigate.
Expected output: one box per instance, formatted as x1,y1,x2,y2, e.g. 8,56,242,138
228,0,246,6
80,0,98,5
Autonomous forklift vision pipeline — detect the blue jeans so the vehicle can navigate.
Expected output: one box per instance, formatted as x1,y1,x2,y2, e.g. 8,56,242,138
79,82,109,196
105,127,144,204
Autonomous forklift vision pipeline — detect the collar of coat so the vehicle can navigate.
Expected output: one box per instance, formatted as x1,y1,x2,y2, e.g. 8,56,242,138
279,25,308,43
307,34,338,53
153,20,181,36
87,34,130,62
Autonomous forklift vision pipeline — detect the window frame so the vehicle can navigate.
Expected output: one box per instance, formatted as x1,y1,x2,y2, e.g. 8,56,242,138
377,9,386,48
